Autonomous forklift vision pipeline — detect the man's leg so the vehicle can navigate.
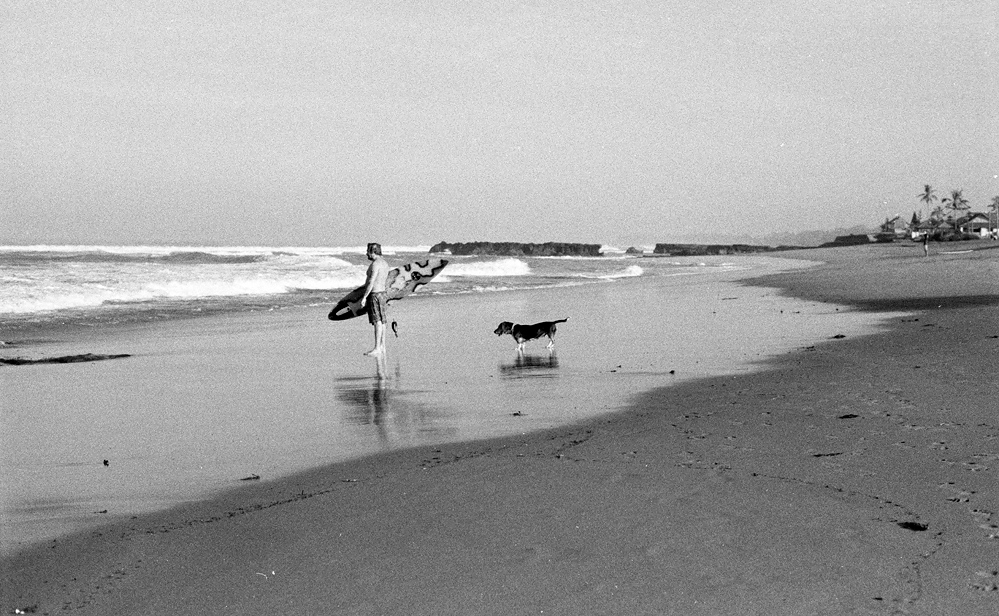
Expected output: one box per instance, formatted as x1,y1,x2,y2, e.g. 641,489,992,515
375,320,385,353
366,321,385,355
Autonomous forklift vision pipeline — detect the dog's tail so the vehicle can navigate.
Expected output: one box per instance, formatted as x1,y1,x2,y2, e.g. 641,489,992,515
554,317,569,324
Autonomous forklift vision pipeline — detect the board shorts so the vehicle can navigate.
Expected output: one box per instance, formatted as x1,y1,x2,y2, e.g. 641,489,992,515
367,292,387,325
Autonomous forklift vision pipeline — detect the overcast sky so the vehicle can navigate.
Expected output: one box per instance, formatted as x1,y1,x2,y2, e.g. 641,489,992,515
3,1,997,246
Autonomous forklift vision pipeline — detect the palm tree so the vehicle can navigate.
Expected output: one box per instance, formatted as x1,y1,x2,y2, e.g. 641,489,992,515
930,205,946,222
942,189,970,231
990,195,999,233
918,185,937,219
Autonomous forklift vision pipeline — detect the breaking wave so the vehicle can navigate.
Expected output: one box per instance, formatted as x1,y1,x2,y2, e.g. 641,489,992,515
440,259,531,277
574,265,644,279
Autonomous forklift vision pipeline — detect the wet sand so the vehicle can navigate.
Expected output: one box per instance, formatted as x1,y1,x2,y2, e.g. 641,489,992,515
0,255,877,554
3,243,999,615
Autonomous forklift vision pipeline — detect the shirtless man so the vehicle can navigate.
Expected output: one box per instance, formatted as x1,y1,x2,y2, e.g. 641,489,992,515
360,242,390,356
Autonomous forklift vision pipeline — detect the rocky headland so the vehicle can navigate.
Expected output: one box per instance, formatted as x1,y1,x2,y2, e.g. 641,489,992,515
429,241,602,257
652,243,802,256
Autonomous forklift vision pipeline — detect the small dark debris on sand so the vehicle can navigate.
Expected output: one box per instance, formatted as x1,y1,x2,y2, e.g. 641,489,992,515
896,521,929,532
0,353,131,366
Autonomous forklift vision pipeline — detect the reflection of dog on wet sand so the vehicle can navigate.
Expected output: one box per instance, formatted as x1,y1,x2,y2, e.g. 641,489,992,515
494,318,568,352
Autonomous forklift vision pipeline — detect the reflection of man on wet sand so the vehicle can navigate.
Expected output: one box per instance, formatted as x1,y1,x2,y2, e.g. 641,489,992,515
367,355,390,439
334,354,392,442
360,242,389,356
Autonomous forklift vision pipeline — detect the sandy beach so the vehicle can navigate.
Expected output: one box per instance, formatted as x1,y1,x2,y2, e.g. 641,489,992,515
3,243,999,615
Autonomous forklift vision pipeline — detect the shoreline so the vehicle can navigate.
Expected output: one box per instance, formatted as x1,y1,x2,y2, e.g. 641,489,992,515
0,254,879,556
3,244,998,615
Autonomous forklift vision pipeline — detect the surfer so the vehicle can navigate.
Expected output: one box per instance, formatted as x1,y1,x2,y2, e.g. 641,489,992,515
360,242,390,356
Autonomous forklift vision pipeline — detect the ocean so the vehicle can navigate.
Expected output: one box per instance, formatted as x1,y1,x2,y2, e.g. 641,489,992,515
0,244,908,555
1,244,648,334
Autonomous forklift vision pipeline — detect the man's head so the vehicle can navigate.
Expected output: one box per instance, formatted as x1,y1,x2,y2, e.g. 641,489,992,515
366,242,382,259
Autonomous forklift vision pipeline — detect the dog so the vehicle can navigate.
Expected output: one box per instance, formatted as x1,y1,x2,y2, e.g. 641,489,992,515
494,318,568,351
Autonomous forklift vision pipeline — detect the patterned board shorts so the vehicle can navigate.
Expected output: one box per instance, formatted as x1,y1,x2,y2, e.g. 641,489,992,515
367,292,387,324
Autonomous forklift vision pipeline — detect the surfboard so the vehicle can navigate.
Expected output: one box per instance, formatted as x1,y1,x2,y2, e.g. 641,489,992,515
327,257,448,321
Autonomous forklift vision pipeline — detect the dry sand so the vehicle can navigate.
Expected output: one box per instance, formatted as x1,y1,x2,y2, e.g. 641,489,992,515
3,243,998,615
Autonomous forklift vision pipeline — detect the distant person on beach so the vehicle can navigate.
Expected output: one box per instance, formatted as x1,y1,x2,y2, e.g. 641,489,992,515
360,242,390,356
922,233,929,257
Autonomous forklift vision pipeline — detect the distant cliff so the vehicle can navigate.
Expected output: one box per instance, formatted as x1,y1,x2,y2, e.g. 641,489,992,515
818,233,895,247
652,243,801,256
429,241,603,257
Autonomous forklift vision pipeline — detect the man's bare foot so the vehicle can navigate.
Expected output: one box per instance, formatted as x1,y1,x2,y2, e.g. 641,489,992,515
364,348,384,356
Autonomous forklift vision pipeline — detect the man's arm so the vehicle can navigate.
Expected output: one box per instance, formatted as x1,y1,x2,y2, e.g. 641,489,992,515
360,263,376,307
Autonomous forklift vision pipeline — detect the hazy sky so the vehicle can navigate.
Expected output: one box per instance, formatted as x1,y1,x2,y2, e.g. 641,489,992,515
3,1,997,246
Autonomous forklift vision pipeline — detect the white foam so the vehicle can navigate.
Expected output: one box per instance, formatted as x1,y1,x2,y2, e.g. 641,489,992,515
444,259,531,277
598,265,644,279
0,267,365,314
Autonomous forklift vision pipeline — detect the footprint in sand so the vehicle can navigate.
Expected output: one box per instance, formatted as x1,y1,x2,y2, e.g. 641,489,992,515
940,485,974,503
961,460,989,472
964,452,997,472
937,484,999,540
970,570,999,592
969,509,999,539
